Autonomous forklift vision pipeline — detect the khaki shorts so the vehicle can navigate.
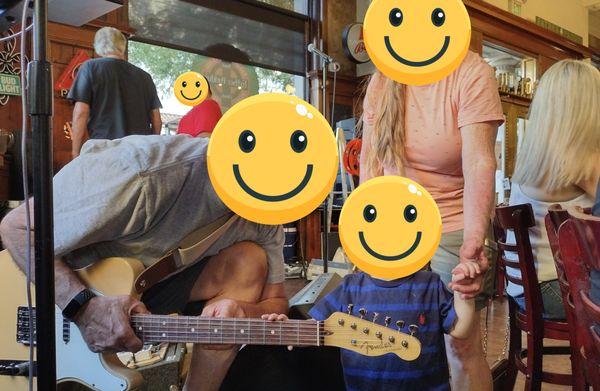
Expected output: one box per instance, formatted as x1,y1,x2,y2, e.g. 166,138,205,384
429,230,495,311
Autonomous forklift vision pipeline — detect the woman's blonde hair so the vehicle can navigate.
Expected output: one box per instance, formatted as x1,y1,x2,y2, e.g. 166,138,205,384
94,27,127,57
512,59,600,192
366,71,406,177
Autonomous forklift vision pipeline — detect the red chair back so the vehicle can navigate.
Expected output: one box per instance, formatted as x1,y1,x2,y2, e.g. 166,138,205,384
558,206,600,388
495,204,544,329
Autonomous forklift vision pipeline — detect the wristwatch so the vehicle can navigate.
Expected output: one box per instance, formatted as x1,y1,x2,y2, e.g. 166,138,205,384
62,289,96,321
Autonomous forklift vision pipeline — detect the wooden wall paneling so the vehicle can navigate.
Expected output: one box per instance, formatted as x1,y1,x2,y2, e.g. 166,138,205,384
323,0,356,78
470,29,484,55
465,0,592,61
537,54,556,77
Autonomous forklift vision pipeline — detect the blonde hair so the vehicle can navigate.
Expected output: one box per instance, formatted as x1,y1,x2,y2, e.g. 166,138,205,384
94,27,127,57
366,71,406,177
512,59,600,192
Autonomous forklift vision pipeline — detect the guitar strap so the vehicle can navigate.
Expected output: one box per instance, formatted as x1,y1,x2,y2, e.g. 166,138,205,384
134,214,239,294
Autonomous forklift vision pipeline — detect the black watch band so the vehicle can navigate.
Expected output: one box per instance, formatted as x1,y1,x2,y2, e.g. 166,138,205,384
62,289,96,321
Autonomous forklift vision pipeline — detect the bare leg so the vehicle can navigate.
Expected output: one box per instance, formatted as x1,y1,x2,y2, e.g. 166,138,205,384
183,241,268,391
445,310,492,391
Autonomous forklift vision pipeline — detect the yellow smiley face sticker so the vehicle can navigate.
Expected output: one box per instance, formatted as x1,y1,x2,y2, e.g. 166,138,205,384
207,93,338,225
339,176,442,280
174,71,210,106
364,0,471,86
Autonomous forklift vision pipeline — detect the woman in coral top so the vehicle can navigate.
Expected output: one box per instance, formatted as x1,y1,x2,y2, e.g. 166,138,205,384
360,51,504,391
177,82,222,138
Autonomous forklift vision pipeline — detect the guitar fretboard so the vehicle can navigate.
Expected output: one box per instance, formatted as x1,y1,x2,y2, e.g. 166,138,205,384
130,315,323,347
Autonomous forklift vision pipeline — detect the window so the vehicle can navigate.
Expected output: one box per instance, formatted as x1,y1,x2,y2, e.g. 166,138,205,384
129,0,308,76
256,0,308,14
129,41,304,133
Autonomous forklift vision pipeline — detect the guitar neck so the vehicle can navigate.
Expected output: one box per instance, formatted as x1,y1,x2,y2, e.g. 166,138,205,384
131,315,324,347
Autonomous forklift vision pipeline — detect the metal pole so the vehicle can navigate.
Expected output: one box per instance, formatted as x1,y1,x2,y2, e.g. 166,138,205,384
321,57,328,272
28,0,56,389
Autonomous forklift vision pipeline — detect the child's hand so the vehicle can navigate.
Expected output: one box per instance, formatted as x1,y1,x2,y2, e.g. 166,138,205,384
261,313,289,322
451,261,484,298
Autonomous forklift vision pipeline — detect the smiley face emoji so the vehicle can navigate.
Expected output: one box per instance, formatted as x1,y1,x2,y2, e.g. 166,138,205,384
174,71,210,106
364,0,471,86
339,176,442,280
207,93,338,225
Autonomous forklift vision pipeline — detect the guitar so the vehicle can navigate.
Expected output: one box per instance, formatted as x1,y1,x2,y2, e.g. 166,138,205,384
0,250,422,390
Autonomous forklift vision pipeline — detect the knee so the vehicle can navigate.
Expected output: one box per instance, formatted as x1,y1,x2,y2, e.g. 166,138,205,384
224,241,268,288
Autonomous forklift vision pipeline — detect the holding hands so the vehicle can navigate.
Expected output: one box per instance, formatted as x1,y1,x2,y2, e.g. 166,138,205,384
450,260,485,299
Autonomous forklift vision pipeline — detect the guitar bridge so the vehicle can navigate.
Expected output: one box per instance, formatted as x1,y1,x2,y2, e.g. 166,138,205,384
16,307,36,345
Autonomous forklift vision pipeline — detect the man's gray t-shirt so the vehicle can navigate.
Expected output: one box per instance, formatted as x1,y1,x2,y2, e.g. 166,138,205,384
67,58,162,139
53,135,285,284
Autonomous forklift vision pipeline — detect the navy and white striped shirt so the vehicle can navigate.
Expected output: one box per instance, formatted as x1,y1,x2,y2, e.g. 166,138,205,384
309,271,456,391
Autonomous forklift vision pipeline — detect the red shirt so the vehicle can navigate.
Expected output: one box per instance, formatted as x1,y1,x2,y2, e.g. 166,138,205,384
177,98,223,137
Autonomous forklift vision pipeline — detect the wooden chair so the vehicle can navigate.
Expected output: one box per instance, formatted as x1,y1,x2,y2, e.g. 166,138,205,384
492,206,507,298
494,204,574,391
558,206,600,389
544,204,586,390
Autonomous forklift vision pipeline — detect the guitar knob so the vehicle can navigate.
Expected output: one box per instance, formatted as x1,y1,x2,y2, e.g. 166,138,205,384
396,320,405,330
409,324,419,336
347,304,354,315
372,312,379,323
384,316,392,327
358,308,367,319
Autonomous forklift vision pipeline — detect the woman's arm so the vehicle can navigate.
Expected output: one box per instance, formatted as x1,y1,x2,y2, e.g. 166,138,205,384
450,122,498,298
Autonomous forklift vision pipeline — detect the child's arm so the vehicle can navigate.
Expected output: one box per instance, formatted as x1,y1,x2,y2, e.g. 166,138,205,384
449,262,482,339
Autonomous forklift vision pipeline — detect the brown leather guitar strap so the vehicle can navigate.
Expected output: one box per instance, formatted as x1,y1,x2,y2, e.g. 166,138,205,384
134,214,239,294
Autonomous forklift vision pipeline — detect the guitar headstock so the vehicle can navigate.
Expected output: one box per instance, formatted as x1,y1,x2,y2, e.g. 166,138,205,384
323,312,421,361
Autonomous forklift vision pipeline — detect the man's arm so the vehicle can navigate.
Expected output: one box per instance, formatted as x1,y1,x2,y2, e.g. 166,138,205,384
71,102,90,158
150,108,162,135
449,122,498,298
0,202,148,353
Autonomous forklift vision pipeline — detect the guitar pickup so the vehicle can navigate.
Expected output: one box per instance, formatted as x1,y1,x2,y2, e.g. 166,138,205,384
16,306,36,345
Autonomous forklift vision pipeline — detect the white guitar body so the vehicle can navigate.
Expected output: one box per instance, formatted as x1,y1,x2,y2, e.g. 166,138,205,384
0,251,144,390
55,309,131,391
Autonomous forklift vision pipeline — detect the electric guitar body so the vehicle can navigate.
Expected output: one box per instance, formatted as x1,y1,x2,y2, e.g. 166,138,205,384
0,250,145,391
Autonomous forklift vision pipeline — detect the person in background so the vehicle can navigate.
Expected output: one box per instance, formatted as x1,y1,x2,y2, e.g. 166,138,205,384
592,180,600,305
506,60,600,318
68,27,162,158
360,51,504,391
177,80,223,138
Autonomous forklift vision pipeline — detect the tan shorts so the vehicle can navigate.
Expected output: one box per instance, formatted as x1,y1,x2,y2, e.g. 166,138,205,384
429,230,495,311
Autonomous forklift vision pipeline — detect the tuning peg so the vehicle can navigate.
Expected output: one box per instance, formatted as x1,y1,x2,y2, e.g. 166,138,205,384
347,304,354,315
358,308,367,319
409,324,419,336
375,331,382,339
384,316,392,327
372,312,379,323
396,320,405,330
